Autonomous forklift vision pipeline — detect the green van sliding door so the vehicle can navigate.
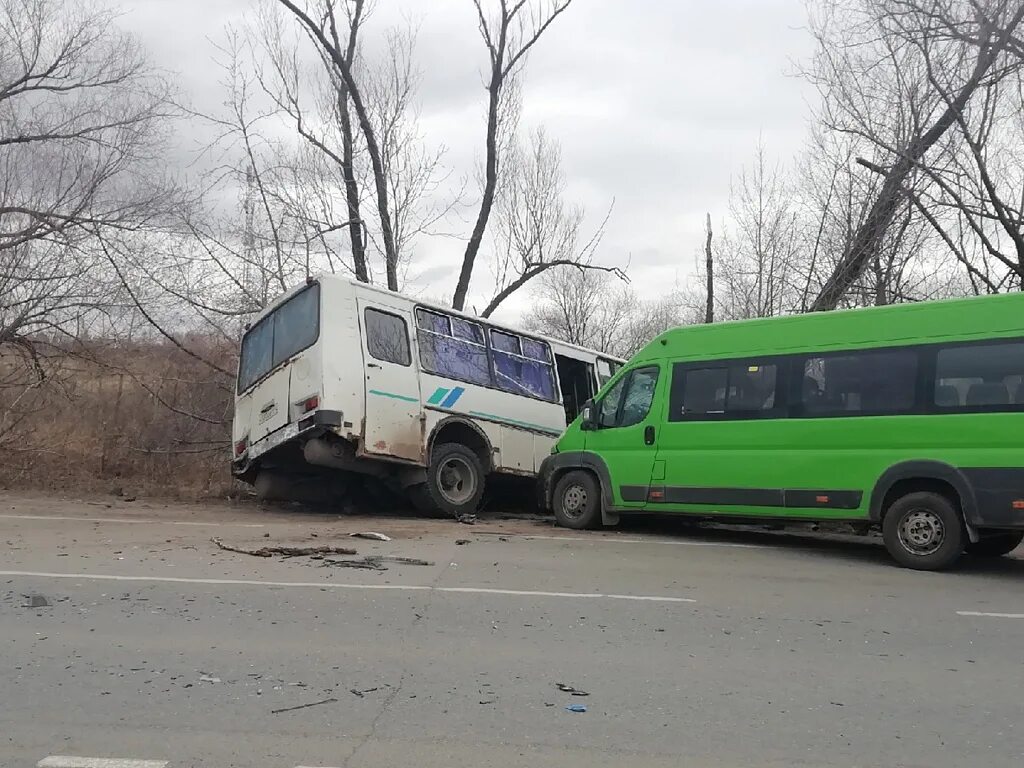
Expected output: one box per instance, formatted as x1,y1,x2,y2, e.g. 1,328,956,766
651,359,802,517
584,365,663,509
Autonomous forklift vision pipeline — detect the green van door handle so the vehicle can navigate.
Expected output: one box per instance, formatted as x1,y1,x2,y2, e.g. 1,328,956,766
644,425,655,445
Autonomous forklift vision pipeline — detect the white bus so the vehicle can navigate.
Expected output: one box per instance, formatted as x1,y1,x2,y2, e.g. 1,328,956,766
231,274,623,516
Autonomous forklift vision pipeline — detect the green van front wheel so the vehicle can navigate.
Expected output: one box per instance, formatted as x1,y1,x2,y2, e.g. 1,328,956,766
552,470,601,530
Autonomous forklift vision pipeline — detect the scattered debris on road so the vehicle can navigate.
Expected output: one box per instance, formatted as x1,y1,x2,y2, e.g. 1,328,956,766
349,686,380,697
556,682,589,696
321,555,433,571
565,703,588,713
211,537,357,558
349,531,392,541
455,539,470,545
271,697,338,714
198,674,221,684
456,513,476,525
23,594,49,608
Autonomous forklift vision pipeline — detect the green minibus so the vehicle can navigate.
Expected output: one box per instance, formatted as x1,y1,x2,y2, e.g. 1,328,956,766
538,292,1024,570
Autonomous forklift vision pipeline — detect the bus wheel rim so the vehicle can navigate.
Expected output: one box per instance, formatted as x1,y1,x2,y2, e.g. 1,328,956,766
562,484,588,519
898,509,945,555
438,457,475,505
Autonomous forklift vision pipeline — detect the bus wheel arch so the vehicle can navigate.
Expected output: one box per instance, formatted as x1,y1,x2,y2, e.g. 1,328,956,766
428,417,493,473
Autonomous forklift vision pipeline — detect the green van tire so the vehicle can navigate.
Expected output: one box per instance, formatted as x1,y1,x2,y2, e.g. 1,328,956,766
882,491,964,571
552,471,601,530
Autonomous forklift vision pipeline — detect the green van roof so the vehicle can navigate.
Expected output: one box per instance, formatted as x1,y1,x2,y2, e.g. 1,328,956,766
632,292,1024,363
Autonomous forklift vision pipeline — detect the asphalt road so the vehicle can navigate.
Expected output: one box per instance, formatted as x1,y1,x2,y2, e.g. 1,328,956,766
2,492,1023,768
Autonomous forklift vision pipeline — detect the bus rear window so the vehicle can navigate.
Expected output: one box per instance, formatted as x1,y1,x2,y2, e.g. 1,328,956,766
237,284,320,393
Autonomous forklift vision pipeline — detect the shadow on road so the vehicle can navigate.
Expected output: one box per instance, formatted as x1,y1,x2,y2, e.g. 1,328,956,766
612,514,1024,577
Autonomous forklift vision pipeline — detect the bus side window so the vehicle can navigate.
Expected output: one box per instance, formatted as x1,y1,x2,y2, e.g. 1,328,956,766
365,308,411,366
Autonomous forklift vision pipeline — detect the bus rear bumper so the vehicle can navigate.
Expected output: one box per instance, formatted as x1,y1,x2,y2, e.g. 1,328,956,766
232,410,344,479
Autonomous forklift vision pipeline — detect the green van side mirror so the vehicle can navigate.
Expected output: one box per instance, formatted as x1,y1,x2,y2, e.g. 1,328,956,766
580,399,597,431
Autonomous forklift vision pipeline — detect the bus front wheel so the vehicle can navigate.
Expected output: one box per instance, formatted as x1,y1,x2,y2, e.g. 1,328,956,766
552,471,601,530
882,491,964,571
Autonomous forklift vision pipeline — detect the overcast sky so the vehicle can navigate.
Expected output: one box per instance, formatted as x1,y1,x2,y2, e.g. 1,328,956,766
121,0,817,322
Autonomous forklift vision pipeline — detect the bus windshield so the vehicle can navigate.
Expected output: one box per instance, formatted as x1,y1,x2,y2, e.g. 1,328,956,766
237,283,320,393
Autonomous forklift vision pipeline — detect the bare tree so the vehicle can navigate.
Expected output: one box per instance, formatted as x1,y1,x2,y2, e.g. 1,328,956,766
261,1,455,290
274,0,401,289
451,0,574,311
0,0,176,442
711,143,803,320
481,127,621,317
806,0,1024,310
256,0,370,283
525,268,679,358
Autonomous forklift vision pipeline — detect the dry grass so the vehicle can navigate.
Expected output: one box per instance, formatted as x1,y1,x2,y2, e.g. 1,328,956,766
0,337,238,499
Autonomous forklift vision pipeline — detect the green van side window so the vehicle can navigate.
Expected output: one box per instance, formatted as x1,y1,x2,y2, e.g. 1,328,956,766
598,366,659,428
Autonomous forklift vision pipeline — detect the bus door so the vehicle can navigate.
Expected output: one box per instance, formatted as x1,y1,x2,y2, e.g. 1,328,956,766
584,364,663,508
357,298,423,463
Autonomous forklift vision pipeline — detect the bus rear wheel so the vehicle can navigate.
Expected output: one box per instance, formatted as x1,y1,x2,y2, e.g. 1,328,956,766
966,532,1024,558
415,442,486,518
552,471,601,530
882,491,964,571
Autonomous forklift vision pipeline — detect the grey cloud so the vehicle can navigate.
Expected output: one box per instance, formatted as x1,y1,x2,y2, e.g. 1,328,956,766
121,0,814,310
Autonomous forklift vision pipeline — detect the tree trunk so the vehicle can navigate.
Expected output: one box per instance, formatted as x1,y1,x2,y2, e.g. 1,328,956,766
336,7,368,283
704,212,714,323
452,76,501,311
276,0,399,289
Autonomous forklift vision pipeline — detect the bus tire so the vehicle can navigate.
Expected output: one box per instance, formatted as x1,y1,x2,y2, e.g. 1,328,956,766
421,442,486,518
882,491,964,571
552,470,601,530
965,531,1024,558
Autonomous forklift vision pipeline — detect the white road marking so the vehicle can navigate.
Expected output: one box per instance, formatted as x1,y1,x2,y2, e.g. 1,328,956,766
523,533,769,549
0,570,695,604
957,611,1024,619
0,513,264,528
37,757,167,768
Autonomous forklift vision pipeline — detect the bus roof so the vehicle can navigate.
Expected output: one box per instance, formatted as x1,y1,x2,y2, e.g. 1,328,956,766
251,273,625,364
632,292,1024,364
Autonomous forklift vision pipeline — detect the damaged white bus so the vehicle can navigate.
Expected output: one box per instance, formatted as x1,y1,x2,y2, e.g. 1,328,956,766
231,275,622,516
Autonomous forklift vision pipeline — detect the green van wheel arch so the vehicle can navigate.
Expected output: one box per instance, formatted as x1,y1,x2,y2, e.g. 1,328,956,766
541,451,620,526
869,461,978,524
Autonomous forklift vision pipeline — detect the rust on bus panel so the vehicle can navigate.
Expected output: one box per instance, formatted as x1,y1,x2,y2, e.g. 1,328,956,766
371,418,423,463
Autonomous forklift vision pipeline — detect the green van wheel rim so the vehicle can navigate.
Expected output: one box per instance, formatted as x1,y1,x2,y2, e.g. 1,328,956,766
898,509,945,555
561,483,588,520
